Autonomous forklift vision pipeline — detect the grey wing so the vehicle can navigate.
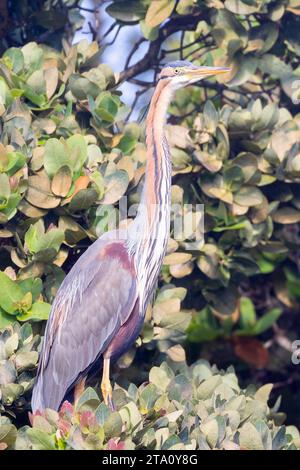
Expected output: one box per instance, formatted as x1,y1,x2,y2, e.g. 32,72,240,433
31,238,137,412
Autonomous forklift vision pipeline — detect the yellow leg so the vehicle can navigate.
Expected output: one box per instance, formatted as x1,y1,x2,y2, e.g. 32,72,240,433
101,357,114,410
74,376,86,405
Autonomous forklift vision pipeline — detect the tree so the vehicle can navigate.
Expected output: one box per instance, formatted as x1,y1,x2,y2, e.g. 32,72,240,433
1,0,300,448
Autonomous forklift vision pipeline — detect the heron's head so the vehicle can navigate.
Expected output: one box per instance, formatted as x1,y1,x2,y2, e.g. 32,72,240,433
158,60,230,90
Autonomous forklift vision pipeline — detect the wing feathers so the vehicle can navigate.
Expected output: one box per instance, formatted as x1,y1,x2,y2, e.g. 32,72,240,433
32,238,137,412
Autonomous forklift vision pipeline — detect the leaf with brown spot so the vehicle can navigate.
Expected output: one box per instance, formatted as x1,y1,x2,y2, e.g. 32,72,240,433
63,175,90,204
26,174,61,209
18,199,47,218
232,336,269,368
166,344,186,362
272,207,300,224
170,260,194,279
164,252,192,266
44,67,58,100
100,170,129,205
51,165,72,197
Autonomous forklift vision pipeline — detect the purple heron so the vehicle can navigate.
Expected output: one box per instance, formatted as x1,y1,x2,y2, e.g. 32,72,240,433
31,61,229,412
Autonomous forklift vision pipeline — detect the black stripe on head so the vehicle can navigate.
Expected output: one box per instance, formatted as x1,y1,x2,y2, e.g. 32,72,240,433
158,73,173,81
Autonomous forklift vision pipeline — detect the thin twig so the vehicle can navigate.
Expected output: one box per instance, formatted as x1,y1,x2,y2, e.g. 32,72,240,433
129,78,153,87
124,38,146,70
103,20,118,39
162,38,200,54
180,31,184,60
106,24,122,46
126,87,149,122
118,11,205,84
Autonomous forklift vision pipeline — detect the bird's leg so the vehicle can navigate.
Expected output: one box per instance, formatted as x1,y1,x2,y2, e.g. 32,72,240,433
74,376,86,405
101,357,114,411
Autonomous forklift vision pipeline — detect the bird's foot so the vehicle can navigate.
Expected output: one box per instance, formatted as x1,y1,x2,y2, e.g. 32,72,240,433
107,394,115,412
101,379,115,411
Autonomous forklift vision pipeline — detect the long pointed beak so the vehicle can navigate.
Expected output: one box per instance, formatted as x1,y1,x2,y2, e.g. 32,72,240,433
187,66,230,79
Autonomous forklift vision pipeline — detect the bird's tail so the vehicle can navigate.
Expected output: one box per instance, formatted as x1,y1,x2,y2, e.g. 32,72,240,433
31,366,66,412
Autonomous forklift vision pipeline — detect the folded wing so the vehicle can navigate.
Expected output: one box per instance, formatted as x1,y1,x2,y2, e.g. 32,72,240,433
31,237,137,411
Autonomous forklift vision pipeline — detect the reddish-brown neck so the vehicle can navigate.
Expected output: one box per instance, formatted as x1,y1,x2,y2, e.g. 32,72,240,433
143,79,172,223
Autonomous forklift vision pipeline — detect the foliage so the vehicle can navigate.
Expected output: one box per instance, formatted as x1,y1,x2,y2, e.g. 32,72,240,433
1,359,299,450
0,1,85,52
0,323,41,417
0,0,300,442
0,270,50,327
0,39,133,330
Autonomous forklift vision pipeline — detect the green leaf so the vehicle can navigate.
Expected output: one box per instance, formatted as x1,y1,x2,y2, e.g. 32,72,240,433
68,188,98,212
187,307,220,343
15,350,39,370
36,229,65,253
0,174,10,199
69,74,100,100
272,427,288,450
252,308,282,335
22,84,46,107
3,48,24,74
117,134,137,154
27,428,56,450
27,70,46,96
25,223,40,253
25,222,64,254
0,272,24,314
21,42,44,73
145,0,175,28
6,152,26,176
76,387,100,410
101,170,129,205
95,92,119,123
239,422,264,450
19,278,42,302
203,100,218,133
238,297,256,331
200,418,219,448
139,384,160,413
234,186,264,207
44,138,71,178
140,20,159,41
149,366,172,392
106,1,146,23
0,77,10,106
95,402,110,426
103,412,123,439
257,255,276,274
0,424,18,449
225,0,260,15
197,375,222,400
0,308,15,329
67,134,87,174
16,301,51,322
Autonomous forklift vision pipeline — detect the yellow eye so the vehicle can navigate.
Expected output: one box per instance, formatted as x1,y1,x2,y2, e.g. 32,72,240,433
174,68,180,74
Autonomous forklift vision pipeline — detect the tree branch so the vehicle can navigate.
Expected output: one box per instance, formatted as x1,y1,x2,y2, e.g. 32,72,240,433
118,11,204,84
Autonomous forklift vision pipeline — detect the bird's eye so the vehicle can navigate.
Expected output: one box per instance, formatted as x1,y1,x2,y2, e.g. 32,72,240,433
174,68,180,74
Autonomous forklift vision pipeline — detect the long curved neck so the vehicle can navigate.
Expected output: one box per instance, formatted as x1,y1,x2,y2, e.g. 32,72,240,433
142,80,173,219
127,79,173,312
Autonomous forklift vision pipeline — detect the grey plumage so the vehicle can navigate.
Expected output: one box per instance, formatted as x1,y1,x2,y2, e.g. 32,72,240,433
31,235,137,411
